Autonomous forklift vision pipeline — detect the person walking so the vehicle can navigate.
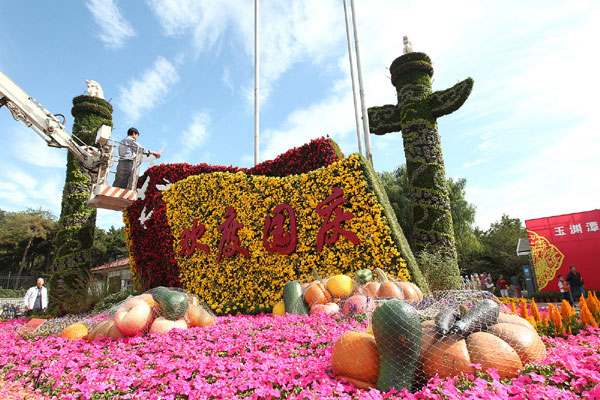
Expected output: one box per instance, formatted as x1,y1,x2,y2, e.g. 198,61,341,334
510,274,522,298
24,277,48,316
558,274,573,306
497,275,508,297
113,127,161,189
566,265,585,302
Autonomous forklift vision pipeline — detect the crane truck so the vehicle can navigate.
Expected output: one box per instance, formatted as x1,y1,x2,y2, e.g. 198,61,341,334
0,69,143,211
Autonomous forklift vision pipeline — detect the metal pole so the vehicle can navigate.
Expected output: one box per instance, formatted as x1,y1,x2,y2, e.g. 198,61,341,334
349,0,373,165
254,0,260,166
342,0,363,156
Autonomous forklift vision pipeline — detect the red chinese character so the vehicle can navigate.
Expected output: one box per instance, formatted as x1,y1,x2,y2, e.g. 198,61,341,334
316,187,359,251
179,218,210,257
263,204,297,255
217,207,250,263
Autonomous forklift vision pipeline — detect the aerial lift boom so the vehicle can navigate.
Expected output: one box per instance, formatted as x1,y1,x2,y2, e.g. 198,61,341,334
0,69,140,211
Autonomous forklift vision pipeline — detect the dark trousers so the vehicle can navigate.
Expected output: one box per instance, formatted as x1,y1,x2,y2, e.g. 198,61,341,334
113,160,134,189
570,285,586,302
562,291,573,306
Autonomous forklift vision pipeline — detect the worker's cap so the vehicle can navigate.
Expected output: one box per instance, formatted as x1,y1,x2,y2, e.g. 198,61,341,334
128,127,139,136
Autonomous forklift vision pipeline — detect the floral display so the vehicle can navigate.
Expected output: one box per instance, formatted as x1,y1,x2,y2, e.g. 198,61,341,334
124,137,343,292
162,154,421,315
2,314,600,399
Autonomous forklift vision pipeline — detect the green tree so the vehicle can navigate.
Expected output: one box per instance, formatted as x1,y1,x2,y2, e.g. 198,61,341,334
93,226,128,267
474,214,528,280
0,208,57,287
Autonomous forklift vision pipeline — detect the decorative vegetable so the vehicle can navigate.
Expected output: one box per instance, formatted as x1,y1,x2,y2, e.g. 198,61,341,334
450,299,499,337
326,275,354,298
114,298,153,336
372,300,422,392
421,313,546,380
272,300,286,316
304,282,332,307
332,331,379,389
87,320,113,341
152,288,189,320
310,303,339,315
149,317,188,334
435,307,460,335
185,303,215,327
283,281,309,316
355,269,374,284
342,295,371,315
60,323,88,340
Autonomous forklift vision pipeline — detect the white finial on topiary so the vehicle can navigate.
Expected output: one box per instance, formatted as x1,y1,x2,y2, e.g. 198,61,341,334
403,36,413,54
85,79,105,99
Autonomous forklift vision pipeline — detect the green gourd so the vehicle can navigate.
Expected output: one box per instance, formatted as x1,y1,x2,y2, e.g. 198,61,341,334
152,287,189,320
283,281,310,316
372,300,422,392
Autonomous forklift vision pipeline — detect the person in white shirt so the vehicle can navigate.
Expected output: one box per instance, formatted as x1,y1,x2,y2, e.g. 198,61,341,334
24,277,48,316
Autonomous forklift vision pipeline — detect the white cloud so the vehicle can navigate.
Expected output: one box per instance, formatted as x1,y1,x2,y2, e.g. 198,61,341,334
222,67,234,91
10,126,67,168
168,110,211,163
117,56,180,122
0,165,63,214
86,0,135,49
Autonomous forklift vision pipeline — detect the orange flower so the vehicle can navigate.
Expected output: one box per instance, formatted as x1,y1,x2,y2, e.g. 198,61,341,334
510,302,518,315
530,299,541,323
519,298,529,319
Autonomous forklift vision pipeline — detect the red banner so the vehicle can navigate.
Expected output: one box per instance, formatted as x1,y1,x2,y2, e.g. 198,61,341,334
526,209,600,291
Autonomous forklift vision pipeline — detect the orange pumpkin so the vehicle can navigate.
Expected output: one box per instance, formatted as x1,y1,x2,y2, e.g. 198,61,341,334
60,323,88,340
149,317,188,334
87,319,113,341
395,281,423,302
331,331,379,389
185,303,215,327
361,268,424,300
114,298,154,336
420,312,546,380
304,282,332,307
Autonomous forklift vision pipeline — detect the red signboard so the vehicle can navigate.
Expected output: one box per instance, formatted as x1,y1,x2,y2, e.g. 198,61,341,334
526,209,600,292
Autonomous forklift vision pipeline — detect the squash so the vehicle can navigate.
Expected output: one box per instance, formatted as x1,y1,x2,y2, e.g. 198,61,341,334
435,307,460,335
421,313,546,380
395,281,423,302
272,300,286,316
310,302,339,315
114,298,153,336
363,281,380,298
342,295,372,315
185,303,215,327
326,275,354,298
355,269,374,284
283,281,310,316
332,331,379,388
149,317,188,334
372,300,422,392
60,323,88,340
304,282,332,307
450,299,499,336
87,319,113,341
363,268,423,301
152,287,189,320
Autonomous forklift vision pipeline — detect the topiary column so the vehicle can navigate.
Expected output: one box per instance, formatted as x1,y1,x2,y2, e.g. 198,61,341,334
368,52,473,266
49,95,113,314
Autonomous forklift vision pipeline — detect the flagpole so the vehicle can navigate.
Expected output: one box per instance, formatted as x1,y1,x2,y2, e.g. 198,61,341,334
342,0,363,156
349,0,373,165
254,0,260,166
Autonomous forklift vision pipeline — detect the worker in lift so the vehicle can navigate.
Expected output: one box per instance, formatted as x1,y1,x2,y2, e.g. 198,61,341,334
113,127,161,189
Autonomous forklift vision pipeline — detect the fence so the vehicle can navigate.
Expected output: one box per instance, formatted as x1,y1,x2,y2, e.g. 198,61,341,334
0,297,23,306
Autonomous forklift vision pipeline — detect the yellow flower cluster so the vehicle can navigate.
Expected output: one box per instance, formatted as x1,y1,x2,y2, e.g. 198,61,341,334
123,211,138,291
162,154,409,314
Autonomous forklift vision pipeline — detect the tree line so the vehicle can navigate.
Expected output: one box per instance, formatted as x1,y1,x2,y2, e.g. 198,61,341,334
380,165,528,282
0,208,128,288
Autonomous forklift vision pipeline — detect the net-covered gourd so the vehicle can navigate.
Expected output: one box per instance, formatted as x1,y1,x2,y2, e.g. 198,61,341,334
283,281,310,316
152,286,189,321
372,300,422,392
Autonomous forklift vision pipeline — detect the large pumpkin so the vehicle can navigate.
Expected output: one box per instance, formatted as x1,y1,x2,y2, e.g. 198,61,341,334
114,298,154,336
420,312,546,380
331,331,379,389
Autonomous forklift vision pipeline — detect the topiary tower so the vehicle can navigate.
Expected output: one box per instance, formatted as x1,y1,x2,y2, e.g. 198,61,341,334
49,94,113,314
368,51,473,266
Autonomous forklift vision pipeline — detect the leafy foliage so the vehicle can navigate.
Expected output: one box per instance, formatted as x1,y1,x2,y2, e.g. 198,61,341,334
417,249,462,291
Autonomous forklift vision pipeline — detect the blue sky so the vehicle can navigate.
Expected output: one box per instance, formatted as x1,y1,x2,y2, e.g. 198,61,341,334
0,0,598,231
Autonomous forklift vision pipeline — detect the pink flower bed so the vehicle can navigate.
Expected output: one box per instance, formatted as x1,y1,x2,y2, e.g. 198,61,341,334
1,315,599,399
